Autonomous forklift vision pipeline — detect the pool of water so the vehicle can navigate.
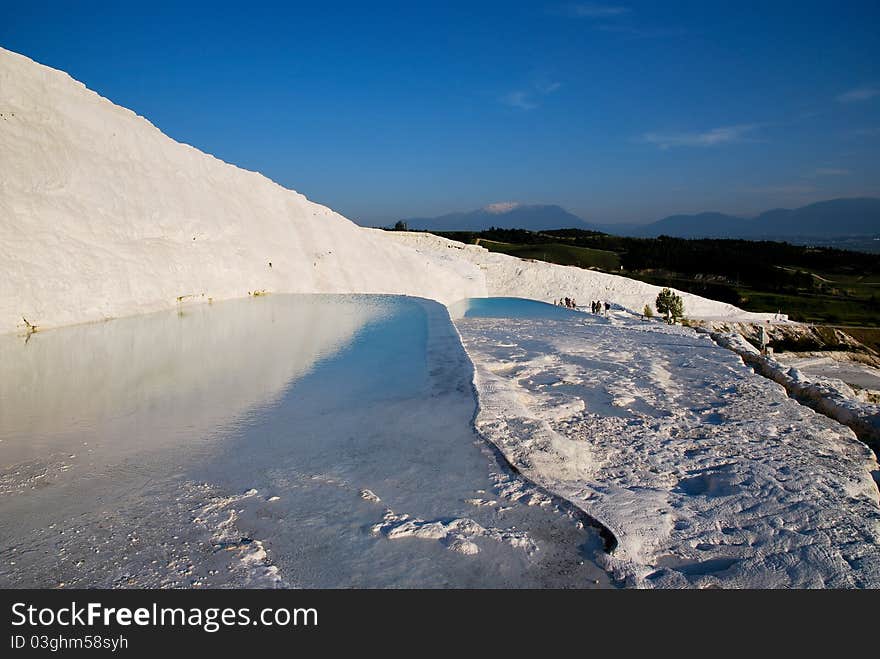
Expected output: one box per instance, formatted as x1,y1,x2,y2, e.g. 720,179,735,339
450,297,583,320
0,295,612,588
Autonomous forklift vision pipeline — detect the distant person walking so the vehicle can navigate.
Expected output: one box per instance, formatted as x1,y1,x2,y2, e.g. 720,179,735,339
760,323,770,355
604,301,610,316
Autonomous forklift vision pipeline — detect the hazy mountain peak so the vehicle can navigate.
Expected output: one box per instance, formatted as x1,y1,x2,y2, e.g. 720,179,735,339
626,197,880,239
484,201,521,214
402,203,598,232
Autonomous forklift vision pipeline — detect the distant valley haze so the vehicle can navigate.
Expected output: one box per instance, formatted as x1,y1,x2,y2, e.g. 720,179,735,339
385,197,880,242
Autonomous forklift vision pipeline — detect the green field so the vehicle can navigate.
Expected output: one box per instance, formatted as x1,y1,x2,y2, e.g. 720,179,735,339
476,239,621,271
425,228,880,328
735,289,879,326
733,269,880,325
635,270,880,326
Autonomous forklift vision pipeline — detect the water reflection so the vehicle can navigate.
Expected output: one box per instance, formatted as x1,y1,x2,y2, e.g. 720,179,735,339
0,295,382,464
0,294,613,588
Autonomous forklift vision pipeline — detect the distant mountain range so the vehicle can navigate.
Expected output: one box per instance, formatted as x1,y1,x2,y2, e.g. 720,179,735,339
634,198,880,239
394,198,880,240
403,203,600,232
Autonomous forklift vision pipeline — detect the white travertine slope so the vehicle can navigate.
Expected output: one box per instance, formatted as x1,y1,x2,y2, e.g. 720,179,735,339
0,48,485,335
0,47,771,337
386,231,776,322
457,311,880,588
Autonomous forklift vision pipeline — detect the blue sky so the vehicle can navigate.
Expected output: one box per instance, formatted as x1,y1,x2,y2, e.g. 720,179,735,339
3,1,879,224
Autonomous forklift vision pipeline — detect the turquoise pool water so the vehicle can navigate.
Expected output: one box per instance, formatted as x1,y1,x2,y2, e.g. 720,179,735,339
0,295,611,588
451,296,583,320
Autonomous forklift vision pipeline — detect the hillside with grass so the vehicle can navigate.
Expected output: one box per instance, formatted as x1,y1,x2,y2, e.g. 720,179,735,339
432,228,880,327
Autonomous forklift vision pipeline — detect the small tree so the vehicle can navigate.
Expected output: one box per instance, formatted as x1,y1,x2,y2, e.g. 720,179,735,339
392,220,408,231
655,288,683,324
643,304,653,319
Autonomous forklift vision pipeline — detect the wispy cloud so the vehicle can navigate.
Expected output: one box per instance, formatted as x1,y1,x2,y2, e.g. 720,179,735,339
485,201,521,214
501,91,537,110
559,3,631,18
837,85,880,103
555,3,682,38
501,80,562,111
596,23,686,38
536,81,562,94
641,124,759,149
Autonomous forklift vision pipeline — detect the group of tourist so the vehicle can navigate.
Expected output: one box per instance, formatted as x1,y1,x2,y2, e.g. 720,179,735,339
555,298,612,316
591,300,610,315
